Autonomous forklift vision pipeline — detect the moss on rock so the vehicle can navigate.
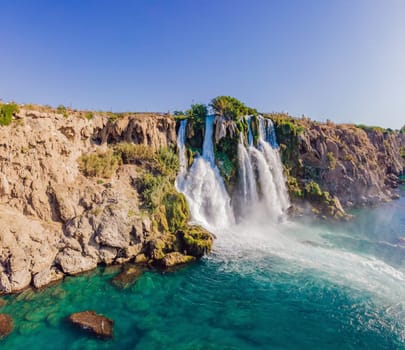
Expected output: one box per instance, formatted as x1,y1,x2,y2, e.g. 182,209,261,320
177,225,213,257
163,191,190,233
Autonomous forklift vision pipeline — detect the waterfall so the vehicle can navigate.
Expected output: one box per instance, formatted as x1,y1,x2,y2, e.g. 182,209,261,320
246,116,254,146
236,115,290,222
175,119,188,183
257,116,290,212
175,116,235,231
259,117,278,148
237,134,258,214
176,113,289,229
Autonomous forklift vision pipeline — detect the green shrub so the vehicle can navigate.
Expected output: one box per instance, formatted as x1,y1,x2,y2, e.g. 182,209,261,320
163,191,189,232
0,103,19,126
304,181,323,197
155,147,179,179
210,96,256,121
355,124,386,133
56,105,67,114
327,152,337,170
186,104,207,128
85,112,94,120
78,149,121,178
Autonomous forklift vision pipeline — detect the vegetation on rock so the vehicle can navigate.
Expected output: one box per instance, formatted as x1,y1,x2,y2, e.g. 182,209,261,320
184,103,208,156
0,103,19,126
78,149,121,178
210,96,257,121
177,225,213,257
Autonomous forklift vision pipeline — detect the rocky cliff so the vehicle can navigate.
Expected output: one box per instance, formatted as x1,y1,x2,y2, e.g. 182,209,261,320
0,105,212,294
271,115,403,212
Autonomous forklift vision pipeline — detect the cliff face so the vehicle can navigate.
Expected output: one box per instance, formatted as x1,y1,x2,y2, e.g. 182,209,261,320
0,107,212,294
272,115,403,208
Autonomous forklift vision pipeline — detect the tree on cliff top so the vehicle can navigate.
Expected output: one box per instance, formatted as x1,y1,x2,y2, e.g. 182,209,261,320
186,103,207,129
400,125,405,133
210,96,257,121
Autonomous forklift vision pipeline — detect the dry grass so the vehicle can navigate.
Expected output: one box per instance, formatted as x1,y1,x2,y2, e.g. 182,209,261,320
78,149,121,178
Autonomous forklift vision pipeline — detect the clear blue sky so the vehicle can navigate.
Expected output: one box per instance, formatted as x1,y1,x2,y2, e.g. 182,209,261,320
1,0,404,128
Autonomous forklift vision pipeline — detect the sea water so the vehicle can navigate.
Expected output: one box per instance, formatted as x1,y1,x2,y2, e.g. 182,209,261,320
1,187,404,349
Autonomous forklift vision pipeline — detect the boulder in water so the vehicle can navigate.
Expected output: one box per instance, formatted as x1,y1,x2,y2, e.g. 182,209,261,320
154,252,195,269
0,314,13,339
68,311,113,339
111,264,144,289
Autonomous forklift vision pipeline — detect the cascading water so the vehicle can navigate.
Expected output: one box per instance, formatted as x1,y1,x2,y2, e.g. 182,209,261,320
175,116,234,231
257,116,290,211
175,119,188,183
236,133,258,215
236,115,290,222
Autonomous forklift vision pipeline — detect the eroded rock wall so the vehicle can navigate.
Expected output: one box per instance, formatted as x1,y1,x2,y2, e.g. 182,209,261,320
0,108,176,293
273,117,403,208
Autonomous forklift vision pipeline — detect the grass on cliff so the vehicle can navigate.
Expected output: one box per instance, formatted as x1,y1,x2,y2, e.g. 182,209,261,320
78,149,121,178
0,103,19,126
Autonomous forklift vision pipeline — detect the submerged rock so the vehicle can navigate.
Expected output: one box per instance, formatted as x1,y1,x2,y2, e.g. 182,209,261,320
111,264,144,289
154,252,195,269
0,314,13,339
68,311,113,339
0,298,7,308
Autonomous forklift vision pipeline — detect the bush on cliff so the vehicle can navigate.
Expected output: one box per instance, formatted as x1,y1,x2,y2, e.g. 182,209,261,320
0,103,19,126
184,103,208,155
210,96,257,121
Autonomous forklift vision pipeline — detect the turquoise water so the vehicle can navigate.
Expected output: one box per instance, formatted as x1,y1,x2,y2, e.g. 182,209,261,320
1,192,404,349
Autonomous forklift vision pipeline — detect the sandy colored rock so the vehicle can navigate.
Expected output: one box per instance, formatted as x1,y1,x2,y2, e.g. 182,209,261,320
33,267,64,289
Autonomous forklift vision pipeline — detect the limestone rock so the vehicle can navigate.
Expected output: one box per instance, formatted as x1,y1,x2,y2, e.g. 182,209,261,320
68,311,113,339
274,117,403,208
33,267,64,289
55,248,98,275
